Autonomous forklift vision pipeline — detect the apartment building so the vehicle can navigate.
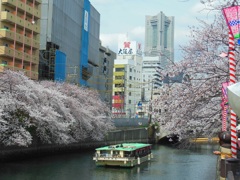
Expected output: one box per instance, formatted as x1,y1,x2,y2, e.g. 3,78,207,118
0,0,41,80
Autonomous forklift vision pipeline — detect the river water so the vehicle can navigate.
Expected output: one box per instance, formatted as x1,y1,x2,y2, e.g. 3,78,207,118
0,144,219,180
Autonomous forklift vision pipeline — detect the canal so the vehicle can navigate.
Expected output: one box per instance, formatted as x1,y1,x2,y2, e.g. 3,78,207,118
0,144,219,180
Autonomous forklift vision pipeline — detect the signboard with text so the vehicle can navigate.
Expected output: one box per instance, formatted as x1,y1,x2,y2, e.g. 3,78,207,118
118,41,142,56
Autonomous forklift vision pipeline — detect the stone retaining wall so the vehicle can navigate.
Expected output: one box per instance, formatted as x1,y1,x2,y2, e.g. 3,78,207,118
0,128,154,162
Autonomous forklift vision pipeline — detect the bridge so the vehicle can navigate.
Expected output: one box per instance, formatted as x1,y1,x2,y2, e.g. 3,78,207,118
113,118,172,143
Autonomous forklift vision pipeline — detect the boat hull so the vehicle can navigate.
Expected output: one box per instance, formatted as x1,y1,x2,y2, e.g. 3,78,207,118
93,153,153,167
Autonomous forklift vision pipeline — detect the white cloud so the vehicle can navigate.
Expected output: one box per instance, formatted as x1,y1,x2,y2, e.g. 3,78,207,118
190,2,205,14
129,26,145,44
130,26,145,37
100,33,120,52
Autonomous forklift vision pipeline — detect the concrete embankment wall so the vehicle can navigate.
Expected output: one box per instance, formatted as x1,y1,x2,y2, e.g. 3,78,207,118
0,128,152,162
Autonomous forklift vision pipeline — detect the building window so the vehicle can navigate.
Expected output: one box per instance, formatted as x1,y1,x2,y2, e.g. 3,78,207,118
1,60,7,65
4,26,9,30
129,100,131,104
152,24,158,48
129,84,132,88
115,92,123,96
129,76,132,80
115,68,124,72
115,76,123,80
115,84,124,88
130,68,132,72
129,92,131,96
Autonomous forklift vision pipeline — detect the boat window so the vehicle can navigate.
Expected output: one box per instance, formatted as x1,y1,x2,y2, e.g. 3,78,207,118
113,151,120,157
100,150,110,157
124,151,134,157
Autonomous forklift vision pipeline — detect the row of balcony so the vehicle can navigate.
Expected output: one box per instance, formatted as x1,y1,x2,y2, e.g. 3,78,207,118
0,46,39,64
1,11,40,34
113,87,124,92
2,0,41,19
0,29,39,49
114,71,124,76
1,64,38,80
114,64,125,68
113,79,124,84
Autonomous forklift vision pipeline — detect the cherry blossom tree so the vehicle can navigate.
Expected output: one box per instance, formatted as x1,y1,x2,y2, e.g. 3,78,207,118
0,70,114,147
151,1,240,146
40,81,114,142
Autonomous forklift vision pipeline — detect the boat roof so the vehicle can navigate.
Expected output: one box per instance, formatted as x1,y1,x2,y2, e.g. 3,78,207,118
95,143,151,151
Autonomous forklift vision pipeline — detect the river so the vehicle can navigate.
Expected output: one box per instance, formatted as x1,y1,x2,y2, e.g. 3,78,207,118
0,143,219,180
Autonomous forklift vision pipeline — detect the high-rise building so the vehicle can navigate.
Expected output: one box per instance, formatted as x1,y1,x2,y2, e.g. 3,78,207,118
87,42,116,107
39,0,116,104
0,0,41,80
112,40,142,118
39,0,99,86
142,11,174,106
144,12,174,68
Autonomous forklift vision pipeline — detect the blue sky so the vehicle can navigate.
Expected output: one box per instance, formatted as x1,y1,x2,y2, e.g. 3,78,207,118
90,0,216,61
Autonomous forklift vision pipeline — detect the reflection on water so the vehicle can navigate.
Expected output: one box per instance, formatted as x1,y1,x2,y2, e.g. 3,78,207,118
92,161,154,180
0,144,218,180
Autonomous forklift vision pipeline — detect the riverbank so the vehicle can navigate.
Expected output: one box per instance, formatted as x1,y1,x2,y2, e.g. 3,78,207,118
0,128,152,162
190,137,219,143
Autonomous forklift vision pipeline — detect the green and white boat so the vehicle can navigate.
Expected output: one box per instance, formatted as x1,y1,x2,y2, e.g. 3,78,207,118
93,143,153,167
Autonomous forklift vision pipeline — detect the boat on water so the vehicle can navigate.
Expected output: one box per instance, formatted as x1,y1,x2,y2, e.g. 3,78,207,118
227,82,240,117
93,143,153,167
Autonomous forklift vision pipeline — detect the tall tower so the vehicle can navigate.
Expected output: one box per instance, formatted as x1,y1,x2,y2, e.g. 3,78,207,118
0,0,41,80
145,12,174,68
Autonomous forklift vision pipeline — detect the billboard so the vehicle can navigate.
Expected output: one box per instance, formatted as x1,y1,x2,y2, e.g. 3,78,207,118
117,41,142,56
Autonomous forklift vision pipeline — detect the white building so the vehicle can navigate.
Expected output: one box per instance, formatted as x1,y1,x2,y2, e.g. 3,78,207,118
142,56,162,102
112,41,142,118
